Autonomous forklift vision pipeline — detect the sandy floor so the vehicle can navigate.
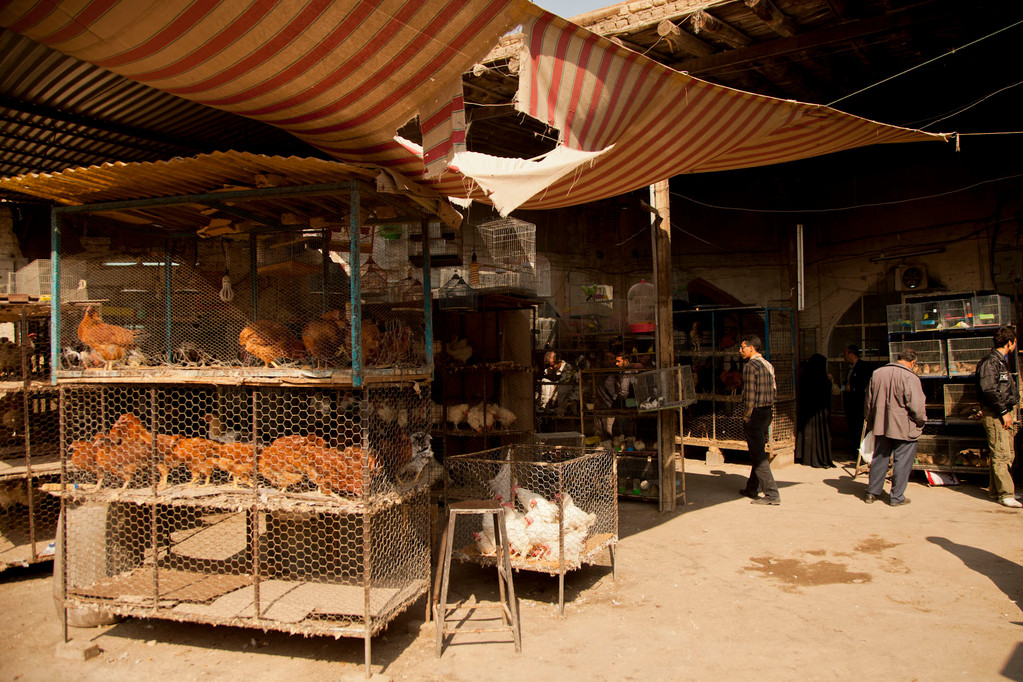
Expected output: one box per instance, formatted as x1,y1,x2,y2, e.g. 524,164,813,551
1,455,1021,682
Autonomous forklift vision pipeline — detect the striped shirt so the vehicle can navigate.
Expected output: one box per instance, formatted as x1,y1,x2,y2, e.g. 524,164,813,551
742,355,777,419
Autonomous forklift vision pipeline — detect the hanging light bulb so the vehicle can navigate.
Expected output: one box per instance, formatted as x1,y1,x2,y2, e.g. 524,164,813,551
469,249,480,286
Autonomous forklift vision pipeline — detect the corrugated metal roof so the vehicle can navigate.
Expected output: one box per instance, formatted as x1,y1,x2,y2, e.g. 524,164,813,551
0,28,319,180
0,151,454,231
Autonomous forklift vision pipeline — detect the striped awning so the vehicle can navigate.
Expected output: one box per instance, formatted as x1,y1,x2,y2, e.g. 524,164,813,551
0,1,947,216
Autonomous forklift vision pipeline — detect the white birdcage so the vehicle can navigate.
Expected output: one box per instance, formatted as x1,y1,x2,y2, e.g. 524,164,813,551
468,217,537,293
627,280,656,333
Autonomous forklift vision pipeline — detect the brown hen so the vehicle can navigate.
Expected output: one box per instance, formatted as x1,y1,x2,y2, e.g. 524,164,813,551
168,437,222,486
307,445,379,497
259,433,326,490
240,320,306,367
216,443,258,487
69,433,111,484
302,310,347,368
77,306,141,370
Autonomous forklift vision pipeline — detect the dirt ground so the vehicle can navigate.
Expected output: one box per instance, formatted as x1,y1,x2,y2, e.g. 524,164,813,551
2,453,1021,682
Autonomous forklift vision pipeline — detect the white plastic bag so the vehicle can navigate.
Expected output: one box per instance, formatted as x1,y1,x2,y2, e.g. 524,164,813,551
859,432,874,464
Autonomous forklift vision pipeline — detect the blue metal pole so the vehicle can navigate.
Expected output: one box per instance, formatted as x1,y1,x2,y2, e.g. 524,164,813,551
422,219,432,372
50,210,60,385
350,185,362,387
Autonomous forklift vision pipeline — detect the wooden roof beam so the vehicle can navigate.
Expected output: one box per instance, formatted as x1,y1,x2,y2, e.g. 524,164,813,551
743,0,799,38
673,2,957,75
656,19,715,57
688,10,752,49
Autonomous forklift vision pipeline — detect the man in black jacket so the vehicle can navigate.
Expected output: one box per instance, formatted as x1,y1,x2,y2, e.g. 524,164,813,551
976,326,1021,508
842,345,872,442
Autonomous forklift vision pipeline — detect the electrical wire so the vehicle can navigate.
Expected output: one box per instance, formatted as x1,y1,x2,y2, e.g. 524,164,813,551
828,17,1023,107
670,172,1023,214
918,78,1023,130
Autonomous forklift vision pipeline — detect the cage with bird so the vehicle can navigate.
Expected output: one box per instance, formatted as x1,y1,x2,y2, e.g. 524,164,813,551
469,217,537,293
443,443,617,616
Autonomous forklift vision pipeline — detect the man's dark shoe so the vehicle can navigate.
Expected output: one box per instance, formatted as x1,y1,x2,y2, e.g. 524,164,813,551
889,497,911,507
738,489,759,500
864,494,877,504
751,497,780,505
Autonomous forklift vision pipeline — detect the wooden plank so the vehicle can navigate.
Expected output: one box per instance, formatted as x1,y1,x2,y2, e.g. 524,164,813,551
744,0,799,37
688,10,752,48
650,180,678,511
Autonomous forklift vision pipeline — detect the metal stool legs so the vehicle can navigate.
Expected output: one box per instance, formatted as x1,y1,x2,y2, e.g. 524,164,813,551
434,501,521,656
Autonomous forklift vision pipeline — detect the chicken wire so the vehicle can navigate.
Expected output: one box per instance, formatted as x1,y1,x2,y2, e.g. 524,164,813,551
0,386,61,570
443,445,617,580
55,223,430,380
57,382,433,666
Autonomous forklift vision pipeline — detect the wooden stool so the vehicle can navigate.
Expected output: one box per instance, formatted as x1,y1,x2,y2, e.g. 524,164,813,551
433,499,521,656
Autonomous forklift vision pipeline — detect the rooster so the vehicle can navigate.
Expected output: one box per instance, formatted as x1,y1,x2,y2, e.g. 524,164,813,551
69,433,111,485
77,306,142,370
303,309,347,368
239,320,306,367
444,337,472,364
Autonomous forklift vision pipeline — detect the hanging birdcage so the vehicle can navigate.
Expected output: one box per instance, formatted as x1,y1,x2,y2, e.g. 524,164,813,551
256,232,322,277
469,217,537,293
437,273,478,311
360,256,389,302
628,280,656,333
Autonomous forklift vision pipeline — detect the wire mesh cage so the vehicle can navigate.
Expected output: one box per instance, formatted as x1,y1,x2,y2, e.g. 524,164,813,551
914,436,988,467
938,298,973,330
468,218,537,294
943,383,984,424
886,303,915,334
889,339,946,377
53,183,437,383
436,273,478,311
443,444,616,577
947,335,993,376
0,386,61,571
633,366,696,411
972,294,1012,327
914,301,941,332
57,382,433,663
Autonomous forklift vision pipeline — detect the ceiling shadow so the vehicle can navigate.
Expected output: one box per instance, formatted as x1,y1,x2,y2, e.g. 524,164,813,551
926,536,1023,614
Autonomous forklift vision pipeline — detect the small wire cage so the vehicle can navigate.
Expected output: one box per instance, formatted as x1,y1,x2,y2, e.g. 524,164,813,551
627,281,656,333
633,365,696,412
947,335,993,376
943,383,983,423
972,295,1012,327
938,298,973,330
469,218,537,293
443,444,616,613
437,273,478,311
886,303,915,334
889,339,946,377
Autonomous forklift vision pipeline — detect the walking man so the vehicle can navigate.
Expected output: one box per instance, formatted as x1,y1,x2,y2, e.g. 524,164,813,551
976,326,1021,508
738,335,780,505
864,348,926,506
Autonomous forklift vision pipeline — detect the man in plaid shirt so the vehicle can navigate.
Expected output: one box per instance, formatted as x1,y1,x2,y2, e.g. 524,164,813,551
738,334,780,505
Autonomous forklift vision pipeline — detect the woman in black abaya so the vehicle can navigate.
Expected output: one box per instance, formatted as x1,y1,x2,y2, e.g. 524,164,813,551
796,353,835,468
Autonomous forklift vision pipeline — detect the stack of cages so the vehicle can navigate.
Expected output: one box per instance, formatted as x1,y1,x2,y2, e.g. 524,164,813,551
443,444,616,611
676,307,796,456
469,217,537,294
944,383,983,424
0,307,60,571
59,383,431,641
52,183,437,668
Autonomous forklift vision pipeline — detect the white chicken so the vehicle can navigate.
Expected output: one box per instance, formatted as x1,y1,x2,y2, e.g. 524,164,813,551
494,405,518,429
501,503,533,557
474,515,498,555
446,403,470,430
513,484,559,522
466,402,496,433
556,492,597,531
526,517,587,564
206,414,244,444
487,462,512,499
445,337,473,364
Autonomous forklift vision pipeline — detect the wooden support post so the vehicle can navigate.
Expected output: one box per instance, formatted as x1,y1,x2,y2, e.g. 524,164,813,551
650,180,678,511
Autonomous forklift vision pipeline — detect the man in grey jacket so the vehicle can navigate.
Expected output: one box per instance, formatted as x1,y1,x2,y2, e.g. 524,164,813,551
863,348,927,506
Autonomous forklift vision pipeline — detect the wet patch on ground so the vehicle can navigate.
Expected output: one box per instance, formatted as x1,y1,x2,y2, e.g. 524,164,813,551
746,556,872,591
855,535,899,554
